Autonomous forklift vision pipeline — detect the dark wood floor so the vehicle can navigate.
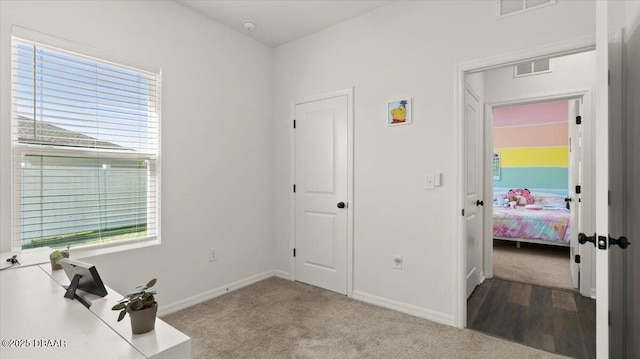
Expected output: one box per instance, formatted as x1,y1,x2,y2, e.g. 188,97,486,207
468,278,595,359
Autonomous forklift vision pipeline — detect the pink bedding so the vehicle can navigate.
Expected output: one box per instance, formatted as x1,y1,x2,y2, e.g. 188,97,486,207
493,206,571,244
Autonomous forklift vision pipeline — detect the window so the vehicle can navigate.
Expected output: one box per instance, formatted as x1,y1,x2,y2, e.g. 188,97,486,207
513,58,551,78
11,30,160,251
498,0,556,17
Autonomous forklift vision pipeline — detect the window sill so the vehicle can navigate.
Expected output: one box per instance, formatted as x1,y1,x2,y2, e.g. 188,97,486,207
4,238,160,269
70,237,161,260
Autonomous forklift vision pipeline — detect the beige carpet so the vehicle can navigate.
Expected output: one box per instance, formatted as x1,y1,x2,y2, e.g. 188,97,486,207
162,277,565,359
493,239,574,290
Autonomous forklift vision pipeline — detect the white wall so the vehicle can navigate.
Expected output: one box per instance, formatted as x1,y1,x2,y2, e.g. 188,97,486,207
0,1,275,310
273,0,596,324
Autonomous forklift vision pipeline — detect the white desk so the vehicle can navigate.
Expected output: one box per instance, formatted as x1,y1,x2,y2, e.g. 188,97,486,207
43,265,191,359
0,247,52,269
0,266,146,359
0,257,191,359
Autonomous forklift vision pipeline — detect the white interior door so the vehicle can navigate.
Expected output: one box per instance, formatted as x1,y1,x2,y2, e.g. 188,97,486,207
294,95,348,295
594,2,611,356
607,28,627,359
465,87,483,299
568,99,582,290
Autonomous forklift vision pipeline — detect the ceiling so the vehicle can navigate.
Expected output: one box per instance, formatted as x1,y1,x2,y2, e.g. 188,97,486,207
175,1,394,47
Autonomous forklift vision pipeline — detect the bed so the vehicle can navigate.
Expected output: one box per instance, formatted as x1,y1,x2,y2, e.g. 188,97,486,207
492,190,571,247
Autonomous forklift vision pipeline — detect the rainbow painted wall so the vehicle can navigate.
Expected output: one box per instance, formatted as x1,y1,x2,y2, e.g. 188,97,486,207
493,100,568,192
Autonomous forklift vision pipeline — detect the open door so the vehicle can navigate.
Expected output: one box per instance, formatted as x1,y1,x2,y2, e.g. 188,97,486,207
592,3,610,356
606,24,627,359
591,3,632,357
464,86,484,299
568,99,582,290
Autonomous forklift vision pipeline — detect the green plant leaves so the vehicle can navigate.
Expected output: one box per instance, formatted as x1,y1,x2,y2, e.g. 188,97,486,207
112,279,158,321
131,299,144,311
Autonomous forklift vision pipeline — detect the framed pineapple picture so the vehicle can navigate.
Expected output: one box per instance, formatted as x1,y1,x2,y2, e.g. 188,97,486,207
387,98,412,126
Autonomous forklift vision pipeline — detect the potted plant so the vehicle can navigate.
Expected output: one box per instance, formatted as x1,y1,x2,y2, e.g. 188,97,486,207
112,278,158,334
49,245,70,270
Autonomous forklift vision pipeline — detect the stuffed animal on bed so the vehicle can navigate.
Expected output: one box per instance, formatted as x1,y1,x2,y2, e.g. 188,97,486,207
507,188,533,207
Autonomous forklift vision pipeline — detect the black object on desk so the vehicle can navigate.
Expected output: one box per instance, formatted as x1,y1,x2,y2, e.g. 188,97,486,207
61,259,108,309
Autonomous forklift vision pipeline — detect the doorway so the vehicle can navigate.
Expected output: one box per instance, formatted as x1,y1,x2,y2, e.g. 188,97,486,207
460,48,598,357
467,95,596,358
489,97,583,293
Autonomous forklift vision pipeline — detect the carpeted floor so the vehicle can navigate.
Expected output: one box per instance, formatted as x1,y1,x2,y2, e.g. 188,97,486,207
493,239,574,290
162,277,565,359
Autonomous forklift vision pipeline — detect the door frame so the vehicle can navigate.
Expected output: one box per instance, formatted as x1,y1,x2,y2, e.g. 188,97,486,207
482,91,595,299
453,35,595,328
289,87,355,297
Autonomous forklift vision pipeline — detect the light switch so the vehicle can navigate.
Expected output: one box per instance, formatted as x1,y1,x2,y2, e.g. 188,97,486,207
425,174,435,190
434,172,442,186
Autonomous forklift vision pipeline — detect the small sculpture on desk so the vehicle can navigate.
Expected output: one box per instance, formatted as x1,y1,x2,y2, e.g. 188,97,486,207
49,245,70,271
112,278,158,334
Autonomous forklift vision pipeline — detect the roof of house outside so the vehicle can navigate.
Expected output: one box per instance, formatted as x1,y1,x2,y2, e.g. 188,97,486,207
17,115,128,150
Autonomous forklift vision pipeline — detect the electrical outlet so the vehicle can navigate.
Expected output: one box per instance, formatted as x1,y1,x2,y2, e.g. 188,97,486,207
210,248,217,262
393,254,402,269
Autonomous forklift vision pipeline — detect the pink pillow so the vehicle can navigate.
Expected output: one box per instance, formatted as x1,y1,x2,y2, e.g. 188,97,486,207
507,188,533,204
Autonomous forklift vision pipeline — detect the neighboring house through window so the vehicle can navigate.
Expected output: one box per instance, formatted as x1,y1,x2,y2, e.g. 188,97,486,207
11,28,161,252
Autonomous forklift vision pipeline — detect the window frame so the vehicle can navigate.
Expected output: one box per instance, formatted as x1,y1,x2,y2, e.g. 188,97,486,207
496,0,557,19
512,58,553,78
10,26,162,256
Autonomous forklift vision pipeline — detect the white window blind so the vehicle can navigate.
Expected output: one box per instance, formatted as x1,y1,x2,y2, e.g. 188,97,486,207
11,35,160,251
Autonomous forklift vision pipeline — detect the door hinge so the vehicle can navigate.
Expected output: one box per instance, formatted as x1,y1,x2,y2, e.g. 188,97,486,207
576,115,582,125
293,120,296,129
293,248,296,257
575,254,581,263
608,70,611,86
461,209,465,216
575,185,581,194
293,184,296,193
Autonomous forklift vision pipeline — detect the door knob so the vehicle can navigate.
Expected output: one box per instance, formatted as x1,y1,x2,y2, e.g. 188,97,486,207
578,232,596,246
337,202,346,209
476,200,484,206
609,235,631,249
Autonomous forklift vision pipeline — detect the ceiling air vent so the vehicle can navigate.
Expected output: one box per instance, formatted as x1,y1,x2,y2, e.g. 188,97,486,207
514,58,551,78
498,0,556,17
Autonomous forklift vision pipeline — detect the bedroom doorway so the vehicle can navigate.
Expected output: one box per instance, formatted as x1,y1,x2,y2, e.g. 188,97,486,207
489,97,583,292
464,50,598,358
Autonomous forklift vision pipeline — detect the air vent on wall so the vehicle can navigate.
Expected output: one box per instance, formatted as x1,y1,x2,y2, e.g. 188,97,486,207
514,58,551,77
498,0,556,17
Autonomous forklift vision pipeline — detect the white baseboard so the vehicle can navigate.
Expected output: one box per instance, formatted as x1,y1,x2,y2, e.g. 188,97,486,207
158,270,287,316
352,290,454,327
591,287,597,299
272,270,291,280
